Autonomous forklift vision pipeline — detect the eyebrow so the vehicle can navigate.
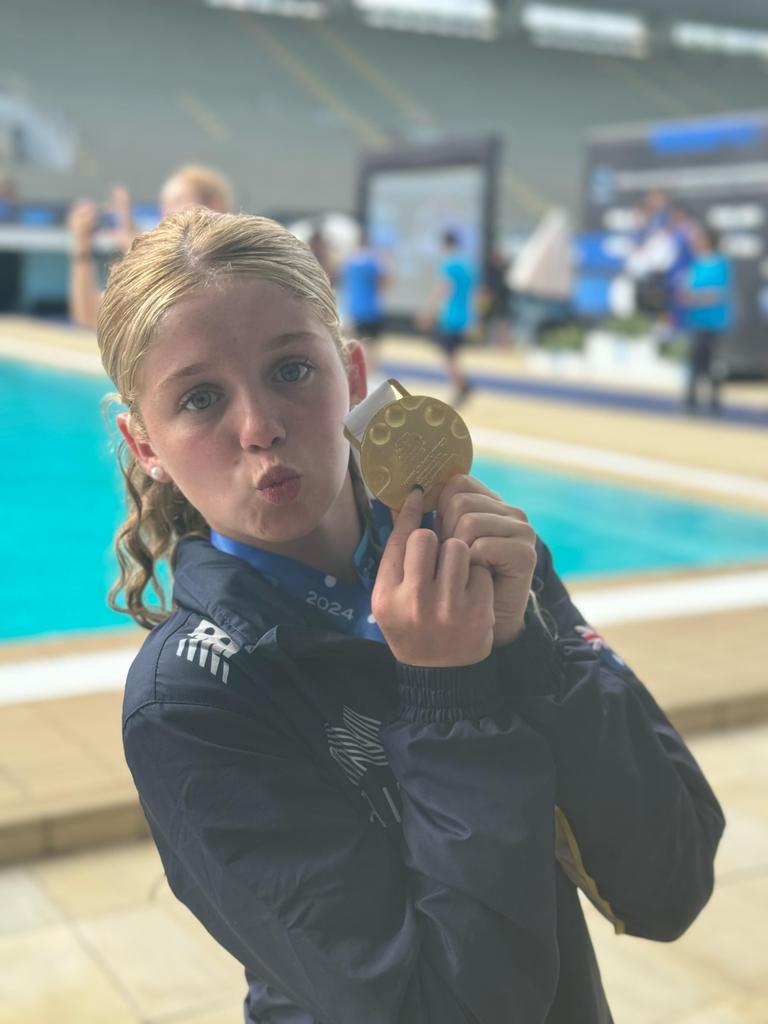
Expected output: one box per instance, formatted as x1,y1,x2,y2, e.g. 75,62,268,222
263,330,324,350
159,362,213,390
158,332,324,390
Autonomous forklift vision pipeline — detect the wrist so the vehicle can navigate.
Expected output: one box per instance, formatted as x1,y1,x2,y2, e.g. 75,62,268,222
493,616,526,648
72,249,95,261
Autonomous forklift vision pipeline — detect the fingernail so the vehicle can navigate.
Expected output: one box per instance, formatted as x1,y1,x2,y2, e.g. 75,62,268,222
410,484,424,494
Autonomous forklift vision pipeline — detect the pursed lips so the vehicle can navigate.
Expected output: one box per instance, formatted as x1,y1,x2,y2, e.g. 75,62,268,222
255,469,301,490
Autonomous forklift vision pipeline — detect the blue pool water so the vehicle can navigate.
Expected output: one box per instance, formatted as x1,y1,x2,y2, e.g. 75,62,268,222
3,359,768,641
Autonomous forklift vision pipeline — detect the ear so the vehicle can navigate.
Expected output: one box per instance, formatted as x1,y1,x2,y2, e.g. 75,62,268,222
116,412,167,480
345,340,368,408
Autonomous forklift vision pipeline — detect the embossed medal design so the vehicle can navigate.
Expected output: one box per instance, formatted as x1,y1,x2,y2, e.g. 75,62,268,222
346,380,472,512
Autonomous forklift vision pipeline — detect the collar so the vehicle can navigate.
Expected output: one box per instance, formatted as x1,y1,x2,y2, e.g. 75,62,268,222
208,516,387,643
172,502,433,649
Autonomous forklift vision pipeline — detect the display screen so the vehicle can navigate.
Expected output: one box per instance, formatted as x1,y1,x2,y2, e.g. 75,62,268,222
367,163,486,318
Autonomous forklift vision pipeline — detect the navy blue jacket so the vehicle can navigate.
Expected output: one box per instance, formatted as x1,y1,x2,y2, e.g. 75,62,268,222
123,535,724,1023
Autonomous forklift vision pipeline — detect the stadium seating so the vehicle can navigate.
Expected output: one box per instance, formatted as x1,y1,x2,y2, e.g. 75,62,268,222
2,0,767,229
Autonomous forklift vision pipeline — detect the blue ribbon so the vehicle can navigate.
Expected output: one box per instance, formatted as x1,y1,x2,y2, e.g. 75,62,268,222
210,500,432,643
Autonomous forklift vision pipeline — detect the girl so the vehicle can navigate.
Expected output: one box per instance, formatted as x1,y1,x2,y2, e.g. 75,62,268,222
98,209,723,1024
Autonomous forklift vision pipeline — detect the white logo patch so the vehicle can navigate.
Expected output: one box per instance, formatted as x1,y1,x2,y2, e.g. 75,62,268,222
176,619,240,683
325,706,401,828
325,705,388,786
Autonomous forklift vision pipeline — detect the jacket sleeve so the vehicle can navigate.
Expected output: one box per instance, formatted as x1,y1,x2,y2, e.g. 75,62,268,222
498,539,725,942
124,654,559,1024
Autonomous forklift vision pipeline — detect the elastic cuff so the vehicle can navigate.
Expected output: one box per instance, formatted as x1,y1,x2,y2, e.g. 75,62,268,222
493,612,561,697
395,655,504,723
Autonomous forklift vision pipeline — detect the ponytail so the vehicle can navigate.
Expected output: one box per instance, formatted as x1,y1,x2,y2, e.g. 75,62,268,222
109,437,207,629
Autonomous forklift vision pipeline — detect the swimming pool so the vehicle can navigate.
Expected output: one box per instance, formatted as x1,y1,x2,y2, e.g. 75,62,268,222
4,359,768,641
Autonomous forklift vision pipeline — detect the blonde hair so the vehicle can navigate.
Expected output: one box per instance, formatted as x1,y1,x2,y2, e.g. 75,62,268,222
97,208,344,629
165,164,234,213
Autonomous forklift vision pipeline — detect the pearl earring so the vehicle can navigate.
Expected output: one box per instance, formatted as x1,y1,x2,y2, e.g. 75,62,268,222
150,466,164,481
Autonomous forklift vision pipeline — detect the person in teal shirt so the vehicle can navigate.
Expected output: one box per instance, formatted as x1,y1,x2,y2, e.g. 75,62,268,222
680,225,733,412
419,229,476,407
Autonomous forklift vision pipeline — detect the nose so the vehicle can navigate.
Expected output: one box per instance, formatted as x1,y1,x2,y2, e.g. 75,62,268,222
236,395,286,451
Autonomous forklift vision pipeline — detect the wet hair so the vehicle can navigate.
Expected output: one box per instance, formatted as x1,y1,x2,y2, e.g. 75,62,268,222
97,208,344,628
164,164,234,213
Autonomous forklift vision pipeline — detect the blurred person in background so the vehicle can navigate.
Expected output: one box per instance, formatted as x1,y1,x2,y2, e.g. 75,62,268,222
626,190,677,323
662,202,698,348
67,163,233,329
626,191,701,351
641,188,669,229
308,225,336,285
158,164,233,218
480,246,513,348
340,224,388,378
679,223,733,413
418,228,476,406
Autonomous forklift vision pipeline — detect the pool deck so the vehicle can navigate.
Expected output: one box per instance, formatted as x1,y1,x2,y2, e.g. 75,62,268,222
2,720,766,1024
1,316,767,864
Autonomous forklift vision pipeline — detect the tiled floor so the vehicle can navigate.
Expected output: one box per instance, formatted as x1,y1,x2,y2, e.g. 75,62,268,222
0,691,146,863
585,724,768,1024
0,723,766,1024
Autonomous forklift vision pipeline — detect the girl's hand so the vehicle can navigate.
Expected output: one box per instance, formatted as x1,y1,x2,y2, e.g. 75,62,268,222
372,488,495,667
435,475,537,648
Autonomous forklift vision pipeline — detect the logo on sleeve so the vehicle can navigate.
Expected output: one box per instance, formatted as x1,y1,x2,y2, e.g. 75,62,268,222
325,705,401,828
176,619,240,683
574,623,627,668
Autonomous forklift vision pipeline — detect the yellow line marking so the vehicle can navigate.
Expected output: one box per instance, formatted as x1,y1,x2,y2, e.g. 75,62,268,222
595,56,693,118
309,21,550,216
308,20,434,126
501,169,551,218
176,89,229,142
656,64,733,113
76,147,103,177
236,14,386,148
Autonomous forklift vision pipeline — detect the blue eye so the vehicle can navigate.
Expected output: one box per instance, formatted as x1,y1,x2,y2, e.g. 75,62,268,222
181,389,220,412
275,360,313,384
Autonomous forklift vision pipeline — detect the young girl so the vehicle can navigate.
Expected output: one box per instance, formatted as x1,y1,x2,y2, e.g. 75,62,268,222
98,209,723,1024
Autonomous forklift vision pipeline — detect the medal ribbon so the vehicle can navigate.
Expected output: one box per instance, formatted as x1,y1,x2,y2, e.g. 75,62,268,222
209,501,388,642
209,501,433,643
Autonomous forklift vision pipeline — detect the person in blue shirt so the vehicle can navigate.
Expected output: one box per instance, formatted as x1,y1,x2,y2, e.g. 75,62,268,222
341,229,388,375
419,229,476,406
680,224,733,412
96,208,723,1024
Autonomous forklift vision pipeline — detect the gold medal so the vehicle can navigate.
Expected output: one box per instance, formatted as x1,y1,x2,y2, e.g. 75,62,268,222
345,380,472,512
